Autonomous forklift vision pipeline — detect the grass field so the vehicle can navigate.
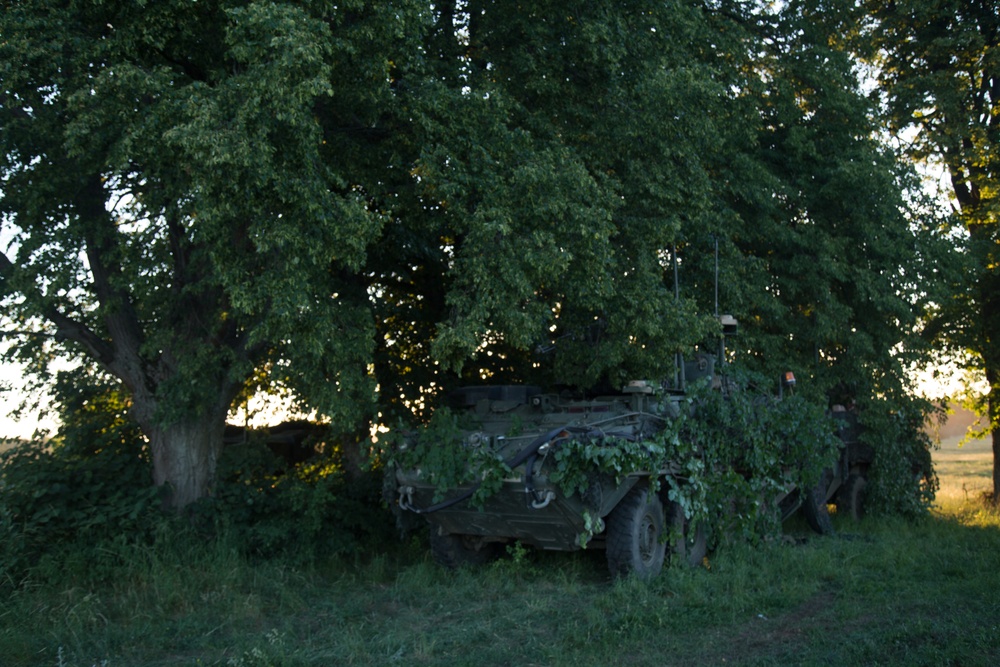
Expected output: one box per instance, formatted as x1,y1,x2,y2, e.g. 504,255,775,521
2,442,999,666
933,433,994,508
0,437,22,454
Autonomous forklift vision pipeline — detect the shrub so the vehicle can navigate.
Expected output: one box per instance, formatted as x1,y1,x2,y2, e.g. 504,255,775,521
859,398,938,518
0,372,165,584
1,369,397,585
192,430,396,563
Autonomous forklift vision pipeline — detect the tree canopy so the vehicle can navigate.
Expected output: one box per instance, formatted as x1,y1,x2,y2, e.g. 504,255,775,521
1,0,950,509
862,0,1000,501
1,0,396,504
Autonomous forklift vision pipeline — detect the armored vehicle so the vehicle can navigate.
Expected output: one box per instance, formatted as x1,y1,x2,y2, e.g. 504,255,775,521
392,379,709,579
799,405,873,534
390,299,864,579
390,315,761,578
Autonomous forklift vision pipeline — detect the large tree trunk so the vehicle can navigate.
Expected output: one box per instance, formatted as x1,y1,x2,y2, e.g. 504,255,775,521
987,367,1000,506
993,428,1000,505
148,407,229,509
991,382,1000,505
972,223,1000,505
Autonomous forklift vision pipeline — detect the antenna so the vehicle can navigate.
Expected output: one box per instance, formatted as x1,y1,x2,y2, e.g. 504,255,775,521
673,243,680,302
714,236,724,363
714,235,719,318
673,244,686,390
713,236,738,367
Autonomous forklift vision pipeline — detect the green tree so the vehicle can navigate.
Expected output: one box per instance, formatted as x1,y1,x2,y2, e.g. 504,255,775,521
696,1,947,512
724,2,944,391
371,0,947,510
368,0,751,412
0,1,413,506
861,0,1000,501
1,0,948,517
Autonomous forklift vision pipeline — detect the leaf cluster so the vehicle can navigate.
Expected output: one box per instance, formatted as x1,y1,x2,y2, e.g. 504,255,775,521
387,408,514,508
191,434,395,563
676,377,843,543
856,396,939,518
548,431,676,501
0,375,165,581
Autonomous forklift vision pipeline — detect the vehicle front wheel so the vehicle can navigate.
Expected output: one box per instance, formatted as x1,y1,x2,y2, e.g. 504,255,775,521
606,486,666,580
802,469,835,536
835,473,867,521
667,501,707,567
428,526,500,569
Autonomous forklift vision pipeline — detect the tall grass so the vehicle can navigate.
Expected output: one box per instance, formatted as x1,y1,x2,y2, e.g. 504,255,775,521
934,434,993,508
3,485,1000,665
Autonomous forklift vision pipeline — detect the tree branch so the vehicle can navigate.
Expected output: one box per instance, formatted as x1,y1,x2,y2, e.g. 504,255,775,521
0,248,115,365
75,174,152,390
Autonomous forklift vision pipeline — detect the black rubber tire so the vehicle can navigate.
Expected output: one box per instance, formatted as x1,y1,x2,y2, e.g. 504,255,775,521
802,470,836,536
606,486,667,580
836,473,867,521
667,501,707,567
428,526,499,569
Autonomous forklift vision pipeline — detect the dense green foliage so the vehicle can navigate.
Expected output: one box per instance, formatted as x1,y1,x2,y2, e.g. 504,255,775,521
678,379,845,538
861,0,1000,500
0,373,393,585
0,373,163,581
197,431,393,562
1,1,951,521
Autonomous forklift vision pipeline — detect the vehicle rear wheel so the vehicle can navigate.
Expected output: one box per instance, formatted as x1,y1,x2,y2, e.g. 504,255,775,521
606,486,666,580
428,526,500,569
802,469,835,536
836,473,867,521
667,501,707,567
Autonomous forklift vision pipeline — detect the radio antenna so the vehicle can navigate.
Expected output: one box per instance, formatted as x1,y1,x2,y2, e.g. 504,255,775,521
714,236,719,318
672,244,686,391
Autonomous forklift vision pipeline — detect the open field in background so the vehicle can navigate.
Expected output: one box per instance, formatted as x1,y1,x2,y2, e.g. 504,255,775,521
0,437,22,455
933,435,993,507
928,403,994,508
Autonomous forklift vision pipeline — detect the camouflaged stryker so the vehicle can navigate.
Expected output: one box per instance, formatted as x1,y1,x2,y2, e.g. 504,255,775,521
389,324,741,581
389,313,870,580
392,380,708,580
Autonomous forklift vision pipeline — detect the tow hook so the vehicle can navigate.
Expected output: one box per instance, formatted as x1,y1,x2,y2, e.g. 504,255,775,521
531,490,556,509
398,486,416,512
